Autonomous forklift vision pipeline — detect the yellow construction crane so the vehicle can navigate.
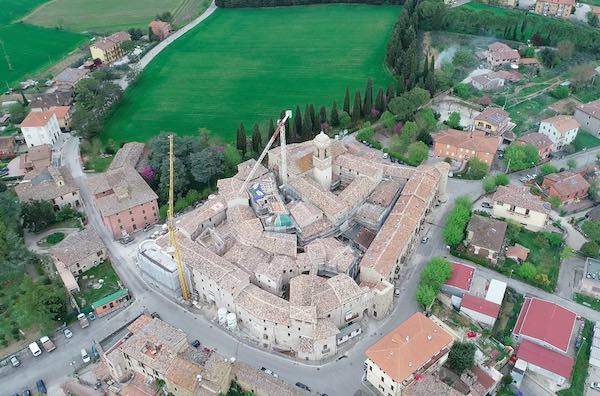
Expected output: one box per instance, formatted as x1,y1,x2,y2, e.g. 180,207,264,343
168,134,191,301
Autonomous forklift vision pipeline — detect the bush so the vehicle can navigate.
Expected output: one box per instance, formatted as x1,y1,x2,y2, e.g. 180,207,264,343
339,112,351,128
551,86,569,99
447,342,476,374
416,257,452,308
581,241,600,257
443,196,472,246
380,111,396,129
46,232,65,245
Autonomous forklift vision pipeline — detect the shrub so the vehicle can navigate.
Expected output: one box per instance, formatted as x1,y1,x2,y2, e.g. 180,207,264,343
447,342,476,374
581,241,600,257
46,232,65,245
443,197,472,246
380,111,396,129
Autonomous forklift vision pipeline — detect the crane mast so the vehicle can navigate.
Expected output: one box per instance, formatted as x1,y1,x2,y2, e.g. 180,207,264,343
168,134,191,301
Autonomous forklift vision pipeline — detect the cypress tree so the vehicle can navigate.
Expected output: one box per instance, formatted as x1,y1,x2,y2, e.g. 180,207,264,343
396,77,406,96
343,87,350,115
422,57,429,82
352,91,362,123
330,101,340,127
294,105,303,140
308,104,317,133
363,78,373,117
236,123,247,156
426,56,436,96
386,83,395,101
319,106,327,126
303,104,313,140
375,87,385,113
521,17,527,35
512,24,518,40
268,118,275,139
251,123,262,154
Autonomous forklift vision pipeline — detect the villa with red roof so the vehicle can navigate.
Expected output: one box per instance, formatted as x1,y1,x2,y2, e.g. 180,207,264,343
460,295,501,327
513,297,577,353
442,262,474,296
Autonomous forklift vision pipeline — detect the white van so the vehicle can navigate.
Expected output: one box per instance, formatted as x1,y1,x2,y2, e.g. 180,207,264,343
29,341,42,357
81,348,90,363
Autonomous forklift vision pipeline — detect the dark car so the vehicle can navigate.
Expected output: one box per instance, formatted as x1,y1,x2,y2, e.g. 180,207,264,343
481,202,493,209
191,339,201,348
295,382,311,391
151,312,161,319
36,380,47,394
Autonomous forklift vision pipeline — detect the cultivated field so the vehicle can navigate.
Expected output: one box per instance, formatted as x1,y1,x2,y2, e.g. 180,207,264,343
104,4,399,143
1,0,86,87
24,0,199,33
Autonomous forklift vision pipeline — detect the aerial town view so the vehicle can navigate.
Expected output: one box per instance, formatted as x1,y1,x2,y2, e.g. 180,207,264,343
2,0,600,395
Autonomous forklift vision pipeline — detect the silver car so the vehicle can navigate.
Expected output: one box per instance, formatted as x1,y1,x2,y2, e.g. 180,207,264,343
10,355,20,367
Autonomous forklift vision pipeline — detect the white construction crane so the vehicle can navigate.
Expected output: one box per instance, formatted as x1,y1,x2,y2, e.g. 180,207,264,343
238,110,292,193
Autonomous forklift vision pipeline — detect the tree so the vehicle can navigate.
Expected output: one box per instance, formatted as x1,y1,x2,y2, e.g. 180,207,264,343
567,159,577,170
330,101,340,127
588,11,599,27
294,105,303,140
343,87,350,115
447,342,476,374
364,79,373,117
308,104,317,133
303,105,313,140
504,144,539,171
352,91,362,123
454,83,471,100
539,48,559,68
268,119,275,139
582,241,600,258
516,262,537,280
582,220,600,243
8,102,28,124
319,106,327,126
157,11,173,22
531,32,544,46
386,83,395,101
415,108,437,132
15,277,68,334
557,40,575,60
446,112,462,129
483,176,498,193
416,284,437,308
375,87,386,113
495,173,509,186
550,86,569,99
406,141,429,165
405,87,431,109
251,123,262,154
420,257,453,289
388,96,413,120
465,158,488,179
453,49,476,68
128,28,144,40
339,112,351,128
236,123,247,156
21,201,56,232
222,145,241,177
570,63,597,89
548,195,562,209
189,147,223,185
443,197,472,246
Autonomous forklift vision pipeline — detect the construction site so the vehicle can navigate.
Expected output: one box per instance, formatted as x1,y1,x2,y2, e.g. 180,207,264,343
136,113,450,361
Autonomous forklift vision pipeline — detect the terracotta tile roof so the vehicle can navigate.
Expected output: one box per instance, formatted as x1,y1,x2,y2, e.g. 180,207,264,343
488,42,512,52
235,284,290,325
539,0,575,5
0,136,15,151
49,227,105,267
578,99,600,119
513,297,576,352
366,312,453,384
92,31,131,51
108,142,145,171
87,165,158,217
15,165,79,202
471,73,503,87
471,366,497,390
445,262,474,291
475,107,510,127
493,185,550,214
466,215,507,252
20,110,56,128
541,115,580,134
519,58,539,65
461,294,501,318
506,245,530,262
48,106,71,119
543,171,590,197
54,67,89,85
517,132,553,151
28,91,73,109
149,20,171,30
516,339,574,379
434,129,500,156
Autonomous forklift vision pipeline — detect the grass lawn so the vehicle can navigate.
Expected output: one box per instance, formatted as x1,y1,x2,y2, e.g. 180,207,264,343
103,4,398,144
85,155,114,173
37,232,65,247
458,2,544,37
492,289,523,346
573,130,600,151
574,80,600,103
77,260,121,307
0,16,86,88
558,319,593,396
24,0,188,33
507,93,558,136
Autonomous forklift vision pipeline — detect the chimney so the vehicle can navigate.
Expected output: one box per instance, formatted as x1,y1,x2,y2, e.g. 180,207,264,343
427,335,432,341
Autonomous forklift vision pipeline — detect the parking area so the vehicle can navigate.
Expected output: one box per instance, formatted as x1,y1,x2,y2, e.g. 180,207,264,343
586,365,600,396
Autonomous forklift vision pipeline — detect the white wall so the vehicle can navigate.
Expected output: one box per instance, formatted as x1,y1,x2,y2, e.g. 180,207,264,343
538,122,578,151
460,306,496,327
22,115,61,147
492,202,547,231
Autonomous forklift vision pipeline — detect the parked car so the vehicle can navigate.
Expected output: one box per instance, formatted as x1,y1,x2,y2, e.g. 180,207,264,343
394,288,401,297
10,355,20,367
88,312,96,321
295,382,311,391
36,380,47,394
260,367,278,378
481,202,493,209
22,389,31,396
191,339,201,348
151,312,161,319
81,348,91,363
28,342,42,357
63,328,73,338
591,382,600,391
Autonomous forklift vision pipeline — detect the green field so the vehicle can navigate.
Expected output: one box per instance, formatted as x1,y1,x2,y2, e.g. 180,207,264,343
104,5,398,144
1,0,87,88
24,0,197,32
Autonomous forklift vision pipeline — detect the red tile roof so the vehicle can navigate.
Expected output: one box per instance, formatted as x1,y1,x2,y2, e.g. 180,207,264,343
513,297,576,352
20,111,55,128
471,366,497,390
516,339,574,379
445,262,474,291
506,245,529,262
461,294,501,318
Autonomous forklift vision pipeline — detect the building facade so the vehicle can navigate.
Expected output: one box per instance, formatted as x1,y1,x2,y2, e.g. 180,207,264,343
575,99,600,135
20,111,61,147
433,129,500,165
534,0,575,17
473,107,511,136
538,115,580,151
492,185,549,231
90,32,131,64
516,132,553,160
542,171,589,203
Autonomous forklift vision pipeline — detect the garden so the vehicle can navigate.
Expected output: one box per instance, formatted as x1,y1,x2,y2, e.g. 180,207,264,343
76,260,121,308
103,4,398,143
